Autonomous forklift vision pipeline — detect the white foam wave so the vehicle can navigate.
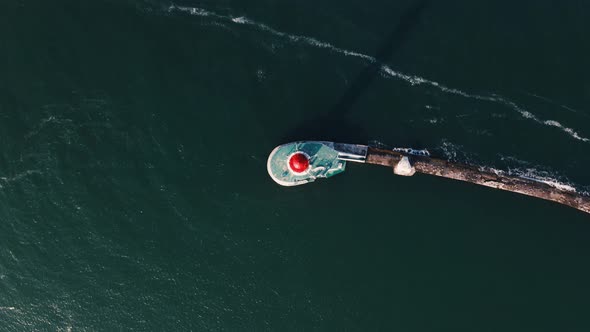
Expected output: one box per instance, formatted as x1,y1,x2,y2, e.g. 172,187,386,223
231,16,250,24
520,175,578,193
486,166,579,193
536,179,578,192
380,67,589,142
169,5,378,62
169,5,212,17
482,167,578,193
0,170,43,187
168,4,589,143
438,139,468,162
25,115,74,140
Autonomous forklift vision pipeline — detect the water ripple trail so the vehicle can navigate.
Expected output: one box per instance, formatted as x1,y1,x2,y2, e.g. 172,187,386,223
168,4,589,143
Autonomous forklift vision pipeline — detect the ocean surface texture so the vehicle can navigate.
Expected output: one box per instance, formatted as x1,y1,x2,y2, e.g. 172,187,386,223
1,0,590,330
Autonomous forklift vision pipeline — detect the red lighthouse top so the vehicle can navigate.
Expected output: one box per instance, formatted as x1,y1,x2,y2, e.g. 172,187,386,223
288,152,310,173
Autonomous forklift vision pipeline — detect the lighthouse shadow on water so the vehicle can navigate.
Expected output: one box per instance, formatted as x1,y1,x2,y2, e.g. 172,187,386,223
282,0,431,145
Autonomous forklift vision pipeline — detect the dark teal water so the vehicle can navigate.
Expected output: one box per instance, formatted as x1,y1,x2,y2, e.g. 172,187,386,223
1,1,590,330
